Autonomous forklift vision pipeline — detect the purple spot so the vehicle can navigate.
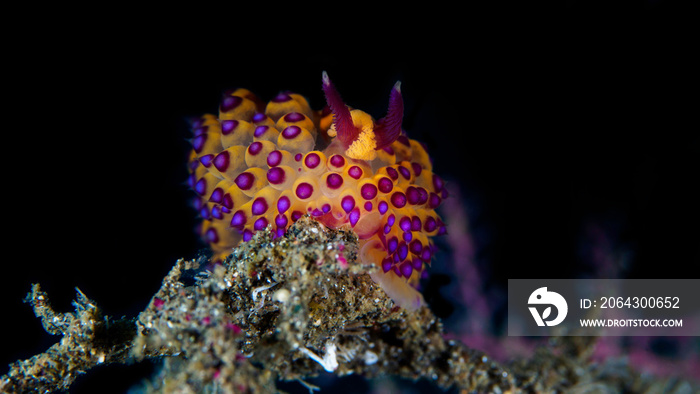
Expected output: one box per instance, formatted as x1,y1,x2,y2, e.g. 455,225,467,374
209,188,224,203
234,172,255,190
221,119,238,135
405,186,421,205
326,173,343,189
282,125,301,139
428,192,441,209
206,228,219,243
397,242,408,261
424,216,437,232
412,258,423,270
397,135,410,146
254,217,269,231
384,224,391,234
254,125,269,137
387,236,398,253
267,150,282,167
349,208,361,226
192,134,207,153
222,194,233,209
272,92,292,102
252,112,267,123
267,167,285,184
311,208,324,217
421,248,432,262
433,175,444,192
364,201,373,211
230,210,247,229
211,206,223,219
329,154,345,168
322,204,331,213
385,167,399,180
294,153,302,161
275,213,288,228
382,145,395,155
192,126,207,136
243,229,253,242
213,151,230,172
295,182,313,199
200,205,211,220
417,187,429,205
194,178,207,195
398,165,411,180
220,95,242,112
399,216,412,232
341,195,355,213
348,166,362,180
248,141,263,155
276,227,285,238
251,197,268,215
199,154,214,167
411,216,422,231
402,231,413,242
291,210,303,221
277,196,291,213
304,153,320,169
378,201,389,214
411,162,423,176
387,214,395,226
409,239,423,255
360,183,378,200
400,262,413,278
284,112,305,122
382,257,392,273
390,192,407,208
377,177,393,194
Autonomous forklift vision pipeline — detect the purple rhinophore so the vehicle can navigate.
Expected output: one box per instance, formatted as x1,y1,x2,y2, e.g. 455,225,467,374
326,173,343,189
254,217,269,231
199,154,214,168
399,216,412,232
192,134,207,153
252,112,267,123
220,95,242,112
387,236,398,253
377,177,393,194
329,154,345,168
400,261,413,278
304,153,321,169
254,125,269,137
222,194,233,210
390,192,407,208
275,213,288,228
341,195,355,213
405,186,421,205
295,182,314,199
230,210,247,229
364,201,373,211
205,228,219,243
347,165,362,180
277,196,291,213
267,150,282,167
266,167,285,185
385,166,399,180
424,216,437,232
378,201,389,214
360,183,378,200
409,239,423,255
251,197,268,215
272,92,292,102
411,216,422,232
234,172,255,190
428,192,441,209
397,242,408,261
284,112,305,122
282,125,302,139
209,188,224,203
411,162,422,176
194,178,207,196
398,165,411,180
213,151,230,172
248,141,263,155
221,119,238,135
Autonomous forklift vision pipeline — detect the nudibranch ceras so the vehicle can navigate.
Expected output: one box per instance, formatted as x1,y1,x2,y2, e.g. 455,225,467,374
186,72,447,311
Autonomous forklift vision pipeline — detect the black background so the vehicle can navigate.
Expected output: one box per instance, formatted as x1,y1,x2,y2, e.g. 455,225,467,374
3,2,697,392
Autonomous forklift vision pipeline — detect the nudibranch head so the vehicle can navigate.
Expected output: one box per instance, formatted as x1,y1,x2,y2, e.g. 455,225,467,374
187,72,445,311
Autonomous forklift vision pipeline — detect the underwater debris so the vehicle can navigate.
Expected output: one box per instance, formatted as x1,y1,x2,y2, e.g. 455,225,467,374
2,216,698,393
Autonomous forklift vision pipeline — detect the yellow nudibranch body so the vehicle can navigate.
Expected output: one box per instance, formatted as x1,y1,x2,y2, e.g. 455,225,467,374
187,73,446,310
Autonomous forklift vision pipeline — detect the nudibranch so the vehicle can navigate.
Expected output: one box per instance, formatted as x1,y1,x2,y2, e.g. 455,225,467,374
187,72,446,311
